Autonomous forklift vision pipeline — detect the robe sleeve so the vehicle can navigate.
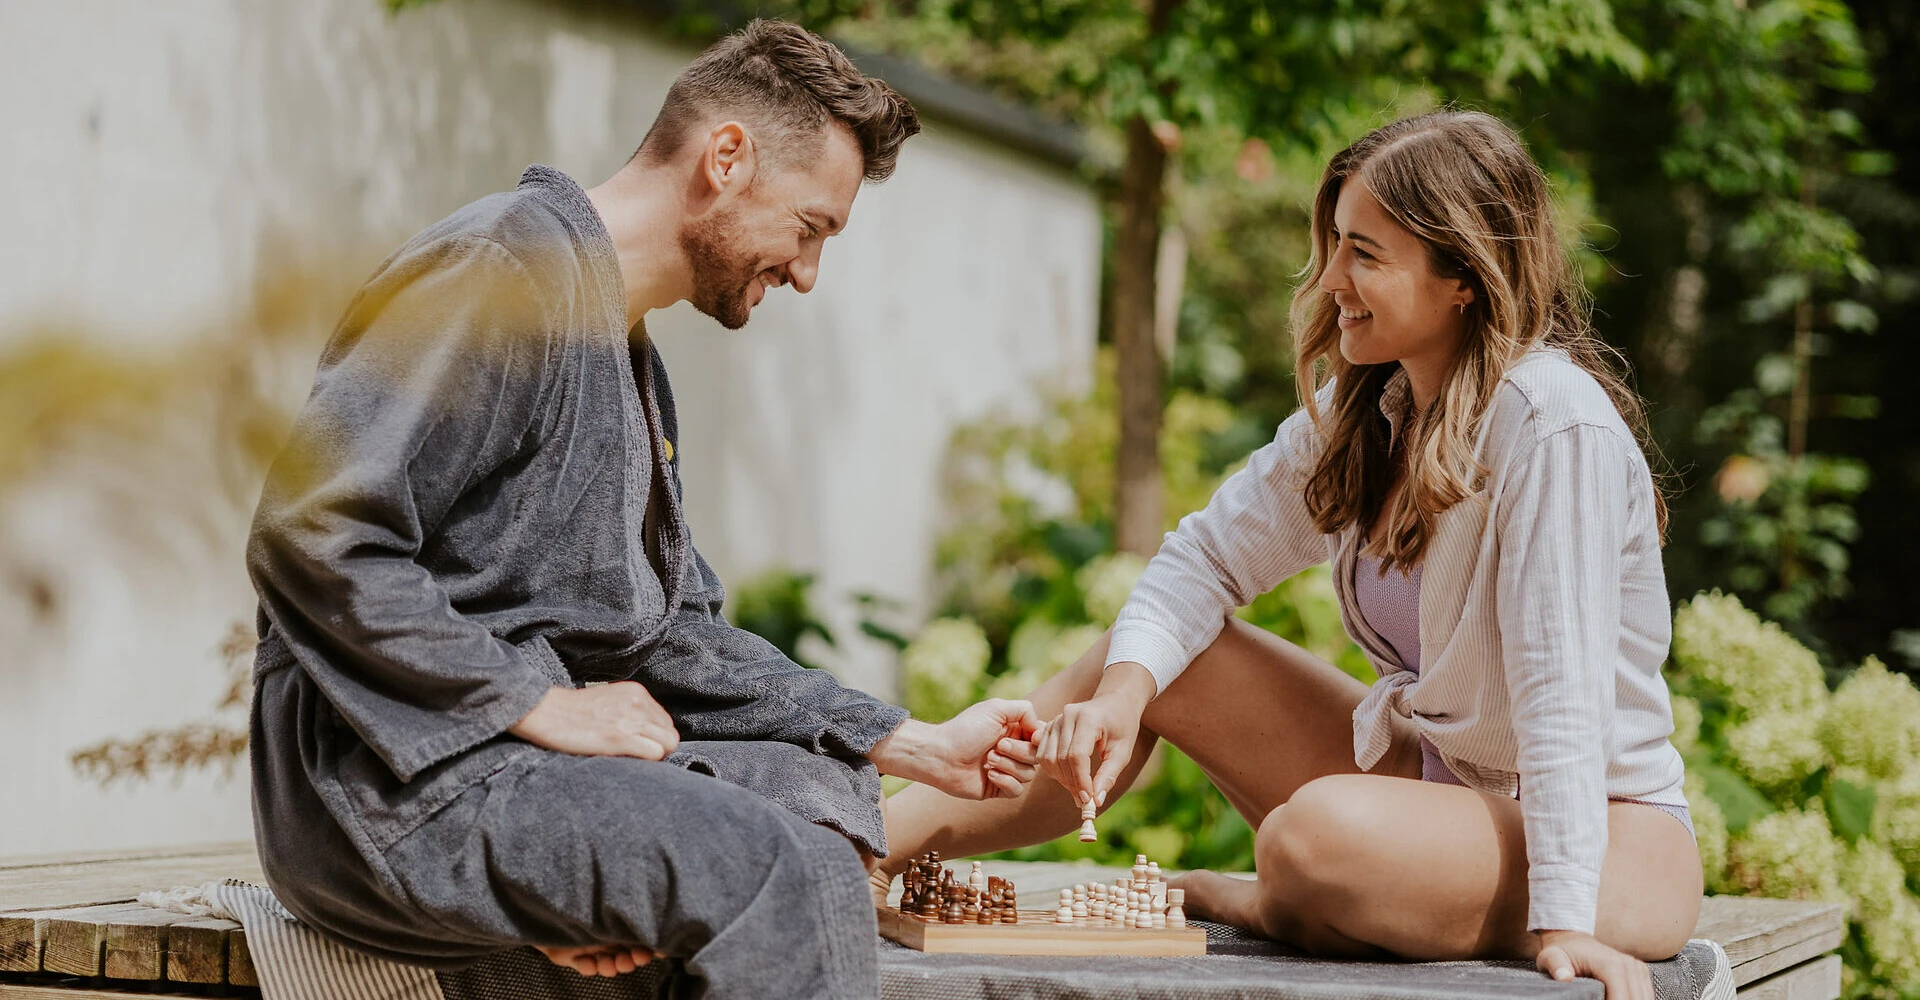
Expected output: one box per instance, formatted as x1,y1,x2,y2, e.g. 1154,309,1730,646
246,236,559,783
635,545,910,757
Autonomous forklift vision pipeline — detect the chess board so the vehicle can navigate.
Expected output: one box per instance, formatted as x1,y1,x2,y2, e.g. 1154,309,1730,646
876,904,1208,956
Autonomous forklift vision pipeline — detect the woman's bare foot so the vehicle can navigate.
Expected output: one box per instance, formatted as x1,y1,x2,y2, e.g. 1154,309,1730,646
870,865,896,907
1168,870,1267,936
535,944,654,977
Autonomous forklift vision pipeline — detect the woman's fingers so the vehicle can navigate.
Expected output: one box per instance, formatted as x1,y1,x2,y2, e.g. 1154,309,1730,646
1064,714,1101,799
1537,945,1575,982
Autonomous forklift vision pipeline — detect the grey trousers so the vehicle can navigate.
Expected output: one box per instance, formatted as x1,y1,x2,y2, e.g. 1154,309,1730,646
262,741,882,1000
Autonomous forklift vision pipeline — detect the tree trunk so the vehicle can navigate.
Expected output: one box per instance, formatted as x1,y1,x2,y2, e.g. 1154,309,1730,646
1113,112,1171,556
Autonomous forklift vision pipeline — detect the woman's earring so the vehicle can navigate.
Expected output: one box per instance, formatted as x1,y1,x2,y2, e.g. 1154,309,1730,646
1456,302,1467,315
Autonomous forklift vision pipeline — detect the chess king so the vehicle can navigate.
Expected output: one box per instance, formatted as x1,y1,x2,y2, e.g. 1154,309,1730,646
244,20,1041,1000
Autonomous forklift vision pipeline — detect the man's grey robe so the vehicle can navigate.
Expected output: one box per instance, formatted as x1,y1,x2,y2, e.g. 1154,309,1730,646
246,166,907,998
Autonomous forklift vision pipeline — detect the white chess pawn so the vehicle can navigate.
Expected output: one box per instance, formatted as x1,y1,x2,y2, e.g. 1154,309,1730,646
1078,799,1098,842
1134,894,1153,929
1056,887,1075,924
1071,883,1088,918
1088,883,1105,919
1167,888,1187,929
970,861,986,892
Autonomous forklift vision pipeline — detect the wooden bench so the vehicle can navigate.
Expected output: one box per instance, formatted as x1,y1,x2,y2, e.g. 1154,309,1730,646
0,845,1844,999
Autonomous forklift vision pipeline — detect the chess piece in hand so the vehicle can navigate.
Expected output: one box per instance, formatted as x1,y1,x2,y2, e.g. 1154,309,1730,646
1036,660,1156,811
869,699,1042,799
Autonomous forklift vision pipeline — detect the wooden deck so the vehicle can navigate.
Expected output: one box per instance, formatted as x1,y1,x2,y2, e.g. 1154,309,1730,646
0,846,1844,998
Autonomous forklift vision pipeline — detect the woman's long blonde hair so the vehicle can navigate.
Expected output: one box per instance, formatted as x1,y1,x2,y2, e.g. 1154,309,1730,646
1292,109,1664,571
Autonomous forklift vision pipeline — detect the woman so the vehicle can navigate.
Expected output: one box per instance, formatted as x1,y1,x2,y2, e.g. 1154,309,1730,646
881,110,1708,1000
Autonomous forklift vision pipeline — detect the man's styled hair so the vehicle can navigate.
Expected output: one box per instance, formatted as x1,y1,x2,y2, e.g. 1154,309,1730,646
638,19,920,182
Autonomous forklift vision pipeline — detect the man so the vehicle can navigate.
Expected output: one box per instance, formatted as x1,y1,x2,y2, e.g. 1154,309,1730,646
245,20,1041,999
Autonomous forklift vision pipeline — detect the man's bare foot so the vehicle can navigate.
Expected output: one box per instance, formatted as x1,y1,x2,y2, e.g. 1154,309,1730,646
1167,870,1268,936
870,865,896,908
535,944,654,977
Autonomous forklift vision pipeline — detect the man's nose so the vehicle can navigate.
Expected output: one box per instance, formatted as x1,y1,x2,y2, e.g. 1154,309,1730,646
787,245,822,294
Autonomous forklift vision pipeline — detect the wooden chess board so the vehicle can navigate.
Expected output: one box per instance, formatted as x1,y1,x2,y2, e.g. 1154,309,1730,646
876,905,1208,956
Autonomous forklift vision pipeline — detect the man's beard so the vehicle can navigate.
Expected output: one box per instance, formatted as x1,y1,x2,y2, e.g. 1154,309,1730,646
680,209,763,330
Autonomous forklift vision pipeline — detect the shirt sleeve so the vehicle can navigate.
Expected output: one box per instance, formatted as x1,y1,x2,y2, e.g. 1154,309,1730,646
1495,421,1634,935
246,237,558,783
1107,404,1331,692
636,545,909,757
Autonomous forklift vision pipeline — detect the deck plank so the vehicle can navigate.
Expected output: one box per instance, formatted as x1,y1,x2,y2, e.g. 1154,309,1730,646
1735,954,1842,1000
162,916,236,984
1693,896,1846,982
0,845,260,915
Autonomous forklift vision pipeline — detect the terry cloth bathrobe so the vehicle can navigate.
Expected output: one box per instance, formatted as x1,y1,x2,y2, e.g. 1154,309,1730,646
245,165,907,999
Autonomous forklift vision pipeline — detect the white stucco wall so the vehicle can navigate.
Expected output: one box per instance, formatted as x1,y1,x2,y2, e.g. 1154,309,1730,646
0,0,1099,857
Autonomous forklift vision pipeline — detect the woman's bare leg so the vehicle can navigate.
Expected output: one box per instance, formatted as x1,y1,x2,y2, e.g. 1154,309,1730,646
880,620,1391,876
1173,775,1703,961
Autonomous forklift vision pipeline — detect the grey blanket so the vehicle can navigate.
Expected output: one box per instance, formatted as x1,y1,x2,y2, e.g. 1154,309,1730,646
207,880,1725,1000
439,922,1726,1000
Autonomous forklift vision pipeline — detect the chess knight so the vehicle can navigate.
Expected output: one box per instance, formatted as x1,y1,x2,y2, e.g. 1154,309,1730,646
244,21,1041,1000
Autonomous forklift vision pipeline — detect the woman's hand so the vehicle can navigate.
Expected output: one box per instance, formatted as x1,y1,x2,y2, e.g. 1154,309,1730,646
1536,929,1653,1000
1036,661,1157,808
869,699,1043,800
509,683,680,760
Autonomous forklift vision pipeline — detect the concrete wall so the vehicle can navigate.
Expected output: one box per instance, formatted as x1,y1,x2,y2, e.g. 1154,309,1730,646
0,0,1100,856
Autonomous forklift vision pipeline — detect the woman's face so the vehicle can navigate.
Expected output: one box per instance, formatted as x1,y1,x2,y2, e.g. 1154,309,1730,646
1318,177,1474,380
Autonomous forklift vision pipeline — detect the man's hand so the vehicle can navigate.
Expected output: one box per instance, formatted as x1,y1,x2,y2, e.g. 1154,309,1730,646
869,699,1042,800
508,682,681,760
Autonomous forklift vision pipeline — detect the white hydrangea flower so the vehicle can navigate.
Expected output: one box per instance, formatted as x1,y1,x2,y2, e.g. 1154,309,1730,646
1672,592,1827,717
1861,891,1920,989
1077,553,1149,626
1005,618,1061,679
1841,840,1909,924
901,618,992,722
1044,624,1106,678
1671,694,1703,758
1727,807,1844,901
1685,769,1730,889
1821,657,1920,784
1726,709,1828,792
1874,772,1920,880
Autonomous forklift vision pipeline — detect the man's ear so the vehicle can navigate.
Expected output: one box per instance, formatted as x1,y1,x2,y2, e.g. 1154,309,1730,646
701,121,757,196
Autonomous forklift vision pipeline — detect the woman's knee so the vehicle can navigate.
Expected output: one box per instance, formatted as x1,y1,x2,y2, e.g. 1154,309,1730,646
1256,776,1387,888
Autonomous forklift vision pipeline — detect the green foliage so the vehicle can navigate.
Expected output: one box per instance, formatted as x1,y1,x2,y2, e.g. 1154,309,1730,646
1671,591,1920,997
725,567,839,669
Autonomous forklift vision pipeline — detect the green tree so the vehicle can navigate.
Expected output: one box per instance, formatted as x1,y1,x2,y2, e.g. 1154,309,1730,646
822,0,1646,554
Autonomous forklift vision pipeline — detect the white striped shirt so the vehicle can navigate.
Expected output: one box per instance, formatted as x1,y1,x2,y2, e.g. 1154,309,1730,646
1108,349,1687,935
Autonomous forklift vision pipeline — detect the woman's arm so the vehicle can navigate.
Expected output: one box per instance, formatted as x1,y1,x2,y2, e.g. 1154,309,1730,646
1496,420,1640,936
1107,404,1333,693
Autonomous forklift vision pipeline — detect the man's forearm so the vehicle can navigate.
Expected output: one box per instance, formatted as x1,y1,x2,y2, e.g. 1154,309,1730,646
867,718,941,784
